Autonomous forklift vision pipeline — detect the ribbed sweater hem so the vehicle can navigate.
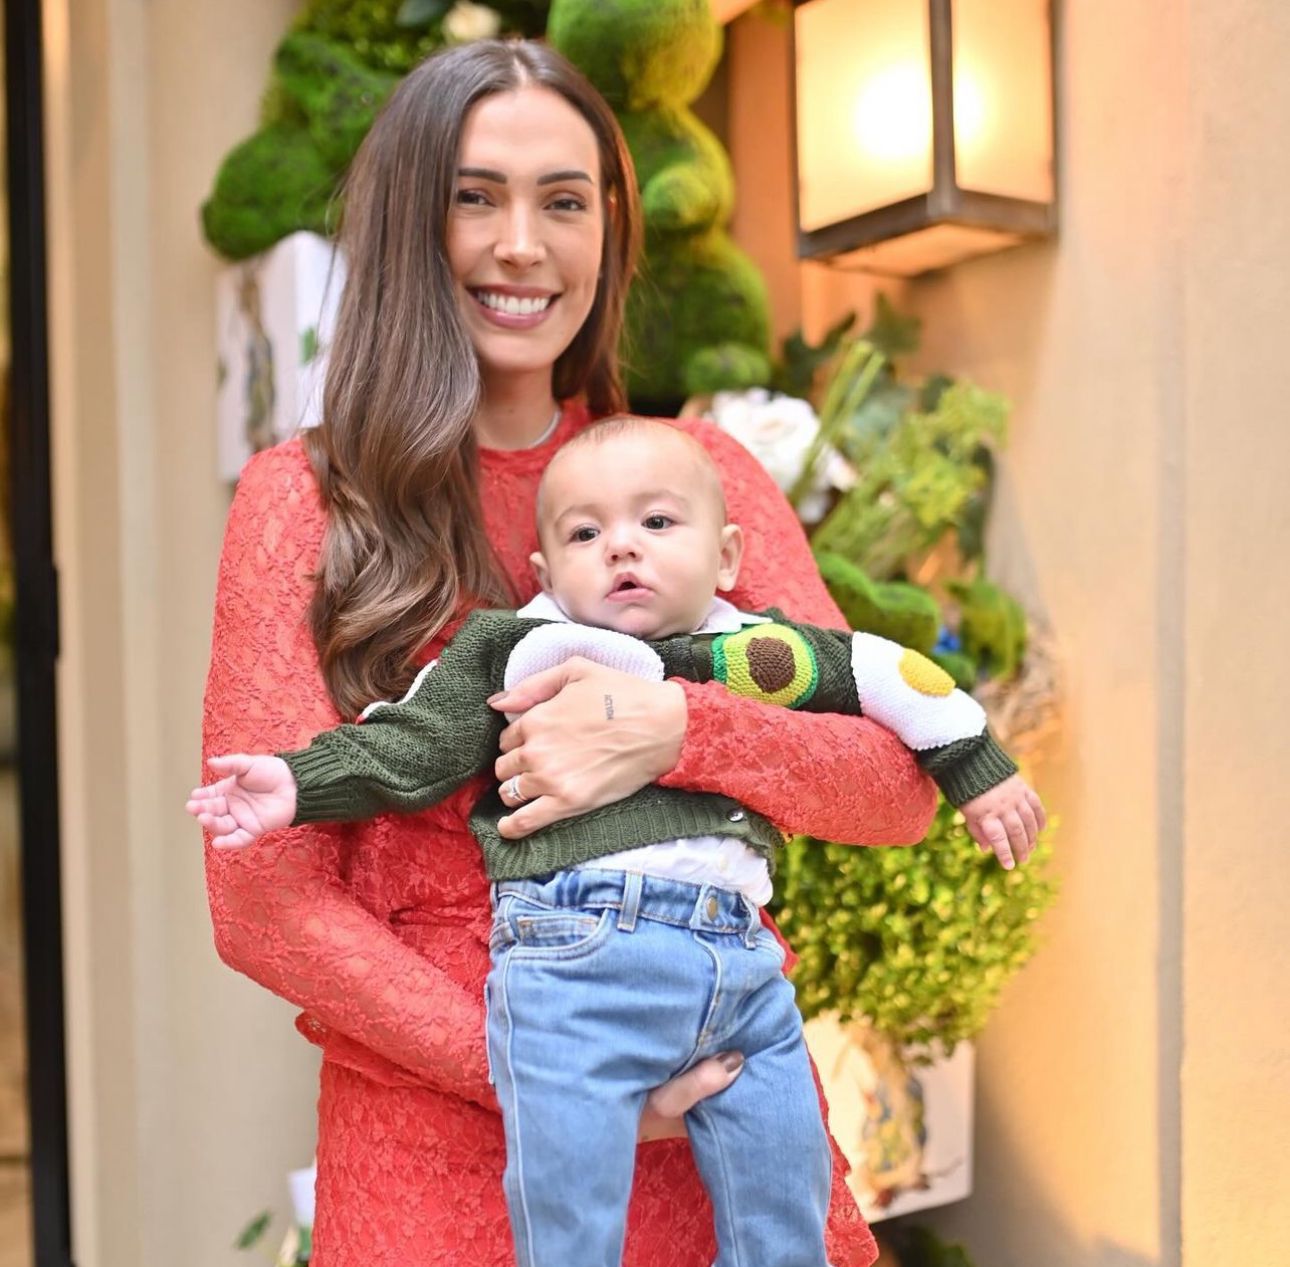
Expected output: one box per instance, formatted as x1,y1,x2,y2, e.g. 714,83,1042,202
471,789,780,882
281,746,404,824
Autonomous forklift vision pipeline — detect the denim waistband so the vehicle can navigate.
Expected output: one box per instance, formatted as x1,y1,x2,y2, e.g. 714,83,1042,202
492,867,764,941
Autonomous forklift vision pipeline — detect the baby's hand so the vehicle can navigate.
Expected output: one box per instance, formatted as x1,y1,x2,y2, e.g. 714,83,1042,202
186,753,297,850
960,775,1047,870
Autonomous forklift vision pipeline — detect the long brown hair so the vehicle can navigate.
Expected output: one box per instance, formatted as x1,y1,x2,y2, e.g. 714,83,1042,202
304,39,641,718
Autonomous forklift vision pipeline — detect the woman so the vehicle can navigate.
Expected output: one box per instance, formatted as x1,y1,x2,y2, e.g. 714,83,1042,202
202,39,937,1266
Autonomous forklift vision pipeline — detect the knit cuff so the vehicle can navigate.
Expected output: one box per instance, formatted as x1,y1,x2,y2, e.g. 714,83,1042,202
281,745,364,825
923,730,1018,806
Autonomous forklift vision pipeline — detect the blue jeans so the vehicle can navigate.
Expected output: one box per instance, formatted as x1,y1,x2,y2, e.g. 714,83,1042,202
486,868,832,1267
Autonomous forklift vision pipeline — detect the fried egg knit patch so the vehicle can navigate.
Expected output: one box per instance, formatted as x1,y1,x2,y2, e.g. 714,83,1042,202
850,631,986,750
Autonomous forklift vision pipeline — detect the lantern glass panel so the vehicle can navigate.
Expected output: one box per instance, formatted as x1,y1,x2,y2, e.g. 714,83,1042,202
795,0,933,233
952,0,1054,202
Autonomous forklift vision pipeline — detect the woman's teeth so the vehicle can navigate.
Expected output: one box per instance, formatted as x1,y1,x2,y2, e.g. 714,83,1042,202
476,291,553,316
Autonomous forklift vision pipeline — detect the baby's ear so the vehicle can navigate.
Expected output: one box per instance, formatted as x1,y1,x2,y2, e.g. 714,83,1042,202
716,523,744,592
530,551,553,593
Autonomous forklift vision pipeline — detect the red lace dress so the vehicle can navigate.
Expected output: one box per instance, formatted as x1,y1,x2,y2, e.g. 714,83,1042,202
202,400,937,1266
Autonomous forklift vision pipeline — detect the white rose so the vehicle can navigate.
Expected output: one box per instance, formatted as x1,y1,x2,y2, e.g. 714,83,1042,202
443,0,502,43
708,389,853,524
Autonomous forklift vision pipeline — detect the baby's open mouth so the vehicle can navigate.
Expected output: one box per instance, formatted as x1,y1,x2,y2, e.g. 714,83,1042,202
608,575,651,602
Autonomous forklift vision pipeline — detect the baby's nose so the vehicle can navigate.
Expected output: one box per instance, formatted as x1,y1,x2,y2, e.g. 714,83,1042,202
605,534,640,560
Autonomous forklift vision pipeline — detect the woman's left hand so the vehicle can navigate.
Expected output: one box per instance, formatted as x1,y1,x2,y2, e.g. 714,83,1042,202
489,658,687,839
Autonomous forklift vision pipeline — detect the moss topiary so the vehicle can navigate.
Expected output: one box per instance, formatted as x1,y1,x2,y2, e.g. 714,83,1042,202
276,32,400,170
769,801,1057,1054
202,29,400,260
292,0,444,74
947,577,1027,682
548,0,773,406
814,551,941,654
201,121,338,261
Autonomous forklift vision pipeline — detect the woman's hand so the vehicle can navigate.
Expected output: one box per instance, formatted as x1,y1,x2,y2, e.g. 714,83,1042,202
489,658,687,839
637,1051,745,1142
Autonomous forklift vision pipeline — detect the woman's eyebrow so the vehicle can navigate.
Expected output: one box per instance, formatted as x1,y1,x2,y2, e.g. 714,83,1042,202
456,168,594,186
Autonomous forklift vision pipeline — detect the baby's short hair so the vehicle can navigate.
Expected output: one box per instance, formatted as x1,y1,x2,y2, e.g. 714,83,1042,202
536,415,728,529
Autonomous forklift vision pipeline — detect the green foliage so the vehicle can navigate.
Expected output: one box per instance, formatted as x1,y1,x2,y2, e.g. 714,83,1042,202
815,551,940,654
884,1224,978,1267
234,1210,273,1251
811,380,1009,580
293,0,447,73
771,312,856,400
684,341,773,397
864,291,922,361
548,0,722,111
276,32,399,169
764,294,1058,1055
948,578,1027,682
201,122,337,260
769,802,1057,1055
929,647,977,690
396,0,451,26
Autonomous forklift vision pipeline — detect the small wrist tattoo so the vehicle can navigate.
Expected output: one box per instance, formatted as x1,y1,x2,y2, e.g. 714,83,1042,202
604,694,615,720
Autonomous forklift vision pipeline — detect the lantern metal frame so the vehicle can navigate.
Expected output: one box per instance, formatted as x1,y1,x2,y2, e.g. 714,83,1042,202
789,0,1060,272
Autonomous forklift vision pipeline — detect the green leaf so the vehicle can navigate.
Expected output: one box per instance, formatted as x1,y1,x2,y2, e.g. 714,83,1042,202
771,311,857,398
234,1210,273,1251
396,0,450,28
862,292,922,361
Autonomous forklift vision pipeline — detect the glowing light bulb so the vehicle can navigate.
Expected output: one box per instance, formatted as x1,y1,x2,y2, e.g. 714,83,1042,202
851,63,931,164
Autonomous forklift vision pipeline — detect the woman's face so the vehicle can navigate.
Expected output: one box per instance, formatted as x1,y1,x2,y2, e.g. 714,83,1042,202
448,86,605,393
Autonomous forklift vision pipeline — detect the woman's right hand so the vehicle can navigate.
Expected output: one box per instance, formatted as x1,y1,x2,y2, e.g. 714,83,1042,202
637,1051,745,1142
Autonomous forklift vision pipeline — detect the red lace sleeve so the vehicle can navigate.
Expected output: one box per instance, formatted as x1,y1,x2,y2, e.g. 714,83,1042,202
658,420,939,846
201,444,493,1106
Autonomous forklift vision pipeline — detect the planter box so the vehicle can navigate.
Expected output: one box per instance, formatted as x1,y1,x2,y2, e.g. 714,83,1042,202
215,231,345,480
803,1013,973,1222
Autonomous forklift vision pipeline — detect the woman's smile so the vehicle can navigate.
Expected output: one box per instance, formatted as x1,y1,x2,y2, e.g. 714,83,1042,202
469,284,561,329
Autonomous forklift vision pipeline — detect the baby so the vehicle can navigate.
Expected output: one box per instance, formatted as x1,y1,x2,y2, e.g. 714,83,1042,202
189,417,1044,1267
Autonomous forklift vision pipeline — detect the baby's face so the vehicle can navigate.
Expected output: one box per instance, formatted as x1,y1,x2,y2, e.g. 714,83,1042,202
532,430,743,639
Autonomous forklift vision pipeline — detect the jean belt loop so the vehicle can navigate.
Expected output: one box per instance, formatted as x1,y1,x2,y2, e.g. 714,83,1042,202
617,870,643,933
742,894,760,948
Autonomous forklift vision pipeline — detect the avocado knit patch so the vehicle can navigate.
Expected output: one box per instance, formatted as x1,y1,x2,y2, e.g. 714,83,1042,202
712,624,819,709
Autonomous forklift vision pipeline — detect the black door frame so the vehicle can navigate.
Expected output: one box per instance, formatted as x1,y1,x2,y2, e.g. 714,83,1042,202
5,0,73,1264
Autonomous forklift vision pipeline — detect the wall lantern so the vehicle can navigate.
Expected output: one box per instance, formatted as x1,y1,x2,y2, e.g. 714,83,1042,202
791,0,1057,276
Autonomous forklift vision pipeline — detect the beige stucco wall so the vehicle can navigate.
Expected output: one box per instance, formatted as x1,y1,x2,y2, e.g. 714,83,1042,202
45,2,318,1265
730,1,1290,1263
1180,2,1290,1259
